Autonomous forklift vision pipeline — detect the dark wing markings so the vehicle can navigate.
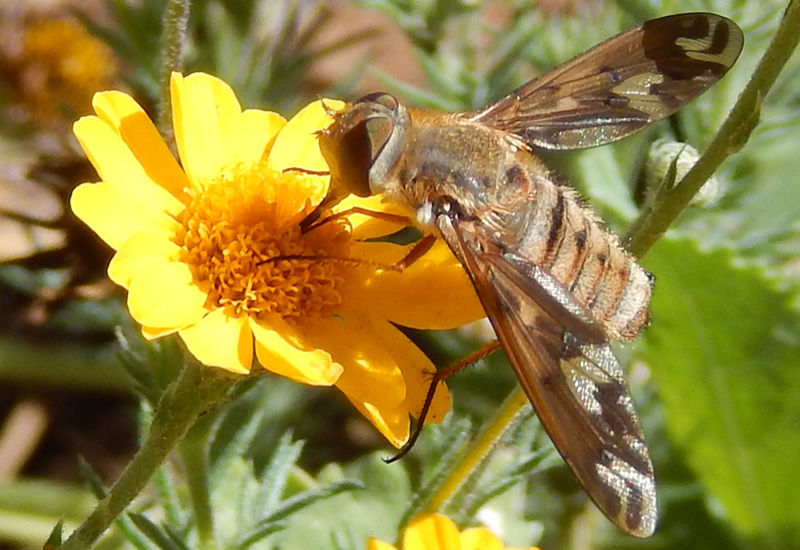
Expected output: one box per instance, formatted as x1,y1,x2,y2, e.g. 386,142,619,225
437,214,657,537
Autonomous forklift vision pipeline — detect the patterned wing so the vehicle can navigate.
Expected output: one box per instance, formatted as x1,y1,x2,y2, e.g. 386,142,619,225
467,13,743,150
437,213,657,537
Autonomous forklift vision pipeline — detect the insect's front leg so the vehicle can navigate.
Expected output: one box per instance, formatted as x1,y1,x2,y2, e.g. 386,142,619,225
301,206,411,234
304,207,437,272
392,233,436,271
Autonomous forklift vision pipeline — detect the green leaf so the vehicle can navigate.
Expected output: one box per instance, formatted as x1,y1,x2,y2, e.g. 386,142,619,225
127,513,186,550
266,454,411,550
254,433,304,511
44,519,63,550
641,237,800,548
239,480,362,548
77,457,107,501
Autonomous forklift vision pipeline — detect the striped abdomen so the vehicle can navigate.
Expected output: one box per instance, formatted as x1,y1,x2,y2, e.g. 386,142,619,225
512,169,652,341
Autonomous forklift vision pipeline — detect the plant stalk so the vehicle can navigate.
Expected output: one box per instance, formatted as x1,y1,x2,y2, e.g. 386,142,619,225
157,0,191,147
426,388,529,511
59,363,238,550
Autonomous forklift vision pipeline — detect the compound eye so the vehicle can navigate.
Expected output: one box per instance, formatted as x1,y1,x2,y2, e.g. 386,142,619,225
332,120,374,197
320,92,405,198
363,116,394,167
356,92,399,112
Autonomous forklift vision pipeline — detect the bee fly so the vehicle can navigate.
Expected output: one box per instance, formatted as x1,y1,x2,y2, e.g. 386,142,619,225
319,13,743,537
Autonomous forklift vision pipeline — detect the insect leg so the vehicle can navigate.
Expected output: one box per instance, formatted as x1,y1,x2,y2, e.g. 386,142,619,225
386,339,502,462
261,234,437,274
301,206,411,233
393,233,436,270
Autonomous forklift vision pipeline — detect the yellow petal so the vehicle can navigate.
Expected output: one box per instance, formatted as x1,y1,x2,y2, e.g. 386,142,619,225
179,309,252,374
404,514,460,550
295,313,428,447
171,72,249,188
91,91,190,199
269,99,344,173
108,232,182,288
299,316,405,407
240,109,286,163
266,100,343,219
73,116,187,217
126,259,207,330
341,309,451,423
350,240,407,264
141,325,178,340
332,194,411,241
348,399,409,449
461,529,504,550
351,239,485,329
367,539,397,550
250,316,341,386
70,180,181,250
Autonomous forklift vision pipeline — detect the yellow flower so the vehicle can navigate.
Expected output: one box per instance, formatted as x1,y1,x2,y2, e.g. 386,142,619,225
70,72,484,447
368,513,539,550
0,17,116,123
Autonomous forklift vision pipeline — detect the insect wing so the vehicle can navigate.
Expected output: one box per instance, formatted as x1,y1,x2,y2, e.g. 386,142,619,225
437,215,657,537
467,13,743,150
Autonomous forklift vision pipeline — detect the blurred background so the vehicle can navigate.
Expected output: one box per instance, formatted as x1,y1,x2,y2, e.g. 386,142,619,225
1,1,799,549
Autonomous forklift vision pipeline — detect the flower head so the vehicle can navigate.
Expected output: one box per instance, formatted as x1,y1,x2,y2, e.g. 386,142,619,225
0,17,116,124
368,513,539,550
71,72,484,446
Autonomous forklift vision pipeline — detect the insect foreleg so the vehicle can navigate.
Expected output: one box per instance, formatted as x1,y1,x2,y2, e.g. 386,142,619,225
302,206,411,234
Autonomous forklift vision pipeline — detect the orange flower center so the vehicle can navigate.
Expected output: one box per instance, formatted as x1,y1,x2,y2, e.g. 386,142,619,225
174,162,357,322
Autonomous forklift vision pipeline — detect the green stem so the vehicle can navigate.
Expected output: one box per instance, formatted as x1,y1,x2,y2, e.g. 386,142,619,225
157,0,191,146
426,388,529,511
626,0,800,258
59,363,238,550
